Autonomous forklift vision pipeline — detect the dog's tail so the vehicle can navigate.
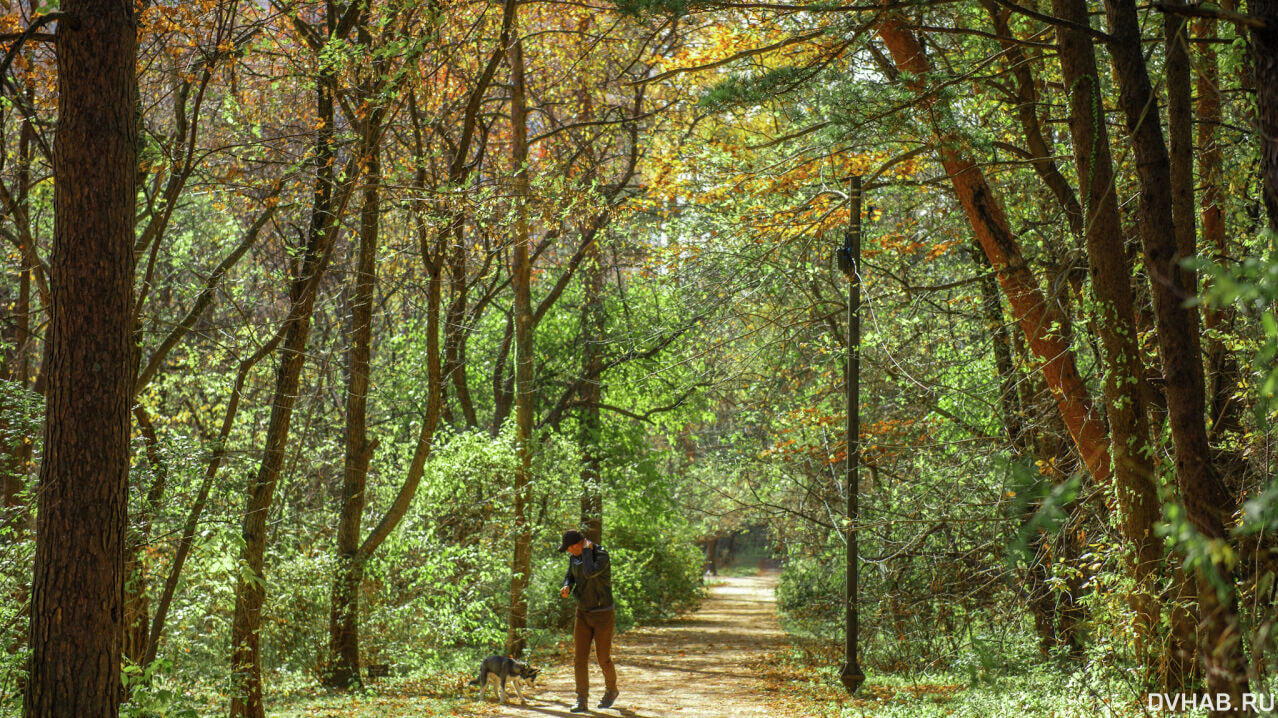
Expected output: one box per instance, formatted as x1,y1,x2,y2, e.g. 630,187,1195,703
468,666,487,686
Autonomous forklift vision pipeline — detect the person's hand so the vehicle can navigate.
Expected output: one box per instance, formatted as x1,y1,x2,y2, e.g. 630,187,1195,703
560,585,571,598
583,538,592,549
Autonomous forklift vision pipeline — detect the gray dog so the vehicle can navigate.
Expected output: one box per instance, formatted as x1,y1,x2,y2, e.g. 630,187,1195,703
468,655,541,704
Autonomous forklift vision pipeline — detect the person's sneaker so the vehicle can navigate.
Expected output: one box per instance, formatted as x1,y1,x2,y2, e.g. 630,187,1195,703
569,698,589,713
597,690,619,709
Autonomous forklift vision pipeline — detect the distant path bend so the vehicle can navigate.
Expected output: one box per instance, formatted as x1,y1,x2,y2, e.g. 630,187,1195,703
461,572,800,718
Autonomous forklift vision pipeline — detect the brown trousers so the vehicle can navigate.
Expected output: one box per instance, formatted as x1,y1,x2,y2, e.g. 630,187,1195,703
573,608,617,700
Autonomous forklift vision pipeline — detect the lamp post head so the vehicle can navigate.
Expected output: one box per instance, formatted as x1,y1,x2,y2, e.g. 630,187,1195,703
836,244,855,277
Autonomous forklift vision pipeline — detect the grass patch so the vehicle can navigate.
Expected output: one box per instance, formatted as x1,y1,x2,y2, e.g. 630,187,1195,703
267,673,470,718
751,639,1278,717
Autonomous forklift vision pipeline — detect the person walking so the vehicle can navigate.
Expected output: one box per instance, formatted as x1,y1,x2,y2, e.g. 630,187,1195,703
558,529,618,712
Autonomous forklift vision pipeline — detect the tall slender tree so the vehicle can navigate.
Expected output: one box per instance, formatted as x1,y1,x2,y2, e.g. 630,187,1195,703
229,24,363,711
1050,0,1163,655
874,11,1113,494
1252,0,1278,230
1103,0,1250,704
327,28,385,688
506,5,535,658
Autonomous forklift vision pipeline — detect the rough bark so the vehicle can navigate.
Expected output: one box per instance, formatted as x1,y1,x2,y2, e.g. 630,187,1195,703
1195,13,1232,427
1165,1,1197,285
1050,0,1166,658
1103,0,1250,705
1190,12,1234,692
26,0,137,713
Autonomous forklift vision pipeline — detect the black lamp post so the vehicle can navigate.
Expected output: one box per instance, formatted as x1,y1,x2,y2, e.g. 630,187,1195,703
837,174,866,695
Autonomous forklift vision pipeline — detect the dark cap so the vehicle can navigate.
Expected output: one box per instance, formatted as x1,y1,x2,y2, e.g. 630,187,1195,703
558,529,585,552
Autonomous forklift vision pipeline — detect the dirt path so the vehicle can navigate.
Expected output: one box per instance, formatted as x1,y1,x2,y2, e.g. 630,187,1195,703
457,572,800,718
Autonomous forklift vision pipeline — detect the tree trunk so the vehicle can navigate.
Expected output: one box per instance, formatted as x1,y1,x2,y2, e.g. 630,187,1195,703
443,222,478,428
26,0,137,713
341,86,448,570
1102,0,1250,705
1251,0,1278,230
326,72,383,688
580,240,603,541
506,12,535,659
1195,14,1243,457
875,13,1113,492
578,222,605,545
230,68,347,718
1,108,34,536
573,38,605,545
982,3,1083,237
1050,0,1166,660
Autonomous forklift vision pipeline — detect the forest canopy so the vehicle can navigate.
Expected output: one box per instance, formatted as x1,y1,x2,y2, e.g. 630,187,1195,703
1,0,1277,716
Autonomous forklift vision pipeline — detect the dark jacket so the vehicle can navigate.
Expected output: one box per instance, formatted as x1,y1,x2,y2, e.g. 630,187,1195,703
562,543,613,612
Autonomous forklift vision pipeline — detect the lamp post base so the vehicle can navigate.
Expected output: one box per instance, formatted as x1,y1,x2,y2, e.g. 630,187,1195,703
839,661,865,694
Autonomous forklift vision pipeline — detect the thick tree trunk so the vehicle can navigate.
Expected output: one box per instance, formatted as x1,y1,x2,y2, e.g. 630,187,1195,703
1165,1,1197,270
26,0,137,713
1050,0,1166,660
1195,14,1242,456
1197,17,1224,260
1102,0,1250,705
506,14,535,659
1179,11,1232,692
875,15,1113,491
